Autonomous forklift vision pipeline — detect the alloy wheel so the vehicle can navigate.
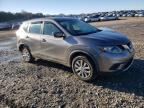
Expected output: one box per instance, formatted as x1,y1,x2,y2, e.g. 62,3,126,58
73,59,92,79
22,48,31,62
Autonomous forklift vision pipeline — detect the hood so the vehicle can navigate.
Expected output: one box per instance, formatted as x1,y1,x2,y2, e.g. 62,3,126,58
78,29,130,46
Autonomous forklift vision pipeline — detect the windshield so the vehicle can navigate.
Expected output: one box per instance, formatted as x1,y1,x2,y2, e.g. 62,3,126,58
57,19,100,36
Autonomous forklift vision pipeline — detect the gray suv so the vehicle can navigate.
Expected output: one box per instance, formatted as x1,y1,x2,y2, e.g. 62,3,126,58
16,17,134,81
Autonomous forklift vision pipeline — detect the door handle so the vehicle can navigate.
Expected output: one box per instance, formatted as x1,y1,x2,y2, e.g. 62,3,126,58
42,39,46,42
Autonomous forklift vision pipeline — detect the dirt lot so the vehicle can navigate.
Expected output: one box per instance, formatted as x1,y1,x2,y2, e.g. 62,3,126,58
0,17,144,108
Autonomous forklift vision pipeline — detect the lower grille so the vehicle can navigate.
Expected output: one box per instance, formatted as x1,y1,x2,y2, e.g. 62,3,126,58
109,58,133,70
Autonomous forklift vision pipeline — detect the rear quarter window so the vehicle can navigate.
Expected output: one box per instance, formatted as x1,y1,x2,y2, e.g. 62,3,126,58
23,23,29,32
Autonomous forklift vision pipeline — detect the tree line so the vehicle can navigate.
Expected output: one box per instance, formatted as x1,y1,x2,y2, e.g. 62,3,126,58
0,11,45,22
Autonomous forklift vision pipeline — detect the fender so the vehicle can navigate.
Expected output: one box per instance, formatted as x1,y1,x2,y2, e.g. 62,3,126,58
68,49,100,73
17,42,31,52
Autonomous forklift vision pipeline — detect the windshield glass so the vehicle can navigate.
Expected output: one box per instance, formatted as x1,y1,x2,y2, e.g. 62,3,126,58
57,19,100,36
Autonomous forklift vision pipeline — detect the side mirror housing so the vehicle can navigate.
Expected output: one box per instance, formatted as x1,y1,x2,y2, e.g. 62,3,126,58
54,32,65,38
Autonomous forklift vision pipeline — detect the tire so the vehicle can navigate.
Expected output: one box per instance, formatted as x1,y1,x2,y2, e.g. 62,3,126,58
21,46,34,63
72,55,98,82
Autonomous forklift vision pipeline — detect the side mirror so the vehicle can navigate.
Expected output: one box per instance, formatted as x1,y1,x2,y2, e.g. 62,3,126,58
54,32,65,38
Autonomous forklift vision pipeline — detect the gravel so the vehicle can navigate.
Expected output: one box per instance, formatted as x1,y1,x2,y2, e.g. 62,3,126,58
0,18,144,108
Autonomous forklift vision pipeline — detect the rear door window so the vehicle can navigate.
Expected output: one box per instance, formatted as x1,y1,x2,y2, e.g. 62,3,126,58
29,22,42,34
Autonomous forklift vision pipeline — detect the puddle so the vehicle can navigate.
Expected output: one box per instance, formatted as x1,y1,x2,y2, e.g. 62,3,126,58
0,40,15,46
0,37,16,46
0,36,19,63
0,37,16,50
0,49,21,63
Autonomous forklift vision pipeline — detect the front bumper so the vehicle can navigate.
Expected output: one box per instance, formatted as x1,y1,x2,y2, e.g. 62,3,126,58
97,49,135,72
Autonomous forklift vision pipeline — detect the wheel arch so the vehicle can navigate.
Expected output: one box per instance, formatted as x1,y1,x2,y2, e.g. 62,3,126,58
18,43,30,52
69,50,99,72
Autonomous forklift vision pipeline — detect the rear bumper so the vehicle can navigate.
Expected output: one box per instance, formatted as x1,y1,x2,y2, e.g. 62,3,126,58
96,49,135,72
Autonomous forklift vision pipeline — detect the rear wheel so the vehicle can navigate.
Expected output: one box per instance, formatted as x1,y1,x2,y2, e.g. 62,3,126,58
72,55,98,82
21,47,34,63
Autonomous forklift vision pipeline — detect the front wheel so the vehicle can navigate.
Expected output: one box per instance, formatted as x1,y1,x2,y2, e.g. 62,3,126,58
72,55,98,82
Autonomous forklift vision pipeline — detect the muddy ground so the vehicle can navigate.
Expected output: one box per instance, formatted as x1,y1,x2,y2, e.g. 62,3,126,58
0,18,144,108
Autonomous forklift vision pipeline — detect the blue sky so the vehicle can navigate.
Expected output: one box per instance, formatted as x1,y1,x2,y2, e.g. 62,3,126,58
0,0,144,15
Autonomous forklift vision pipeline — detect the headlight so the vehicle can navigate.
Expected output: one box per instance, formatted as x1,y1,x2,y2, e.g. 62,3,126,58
100,46,123,54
